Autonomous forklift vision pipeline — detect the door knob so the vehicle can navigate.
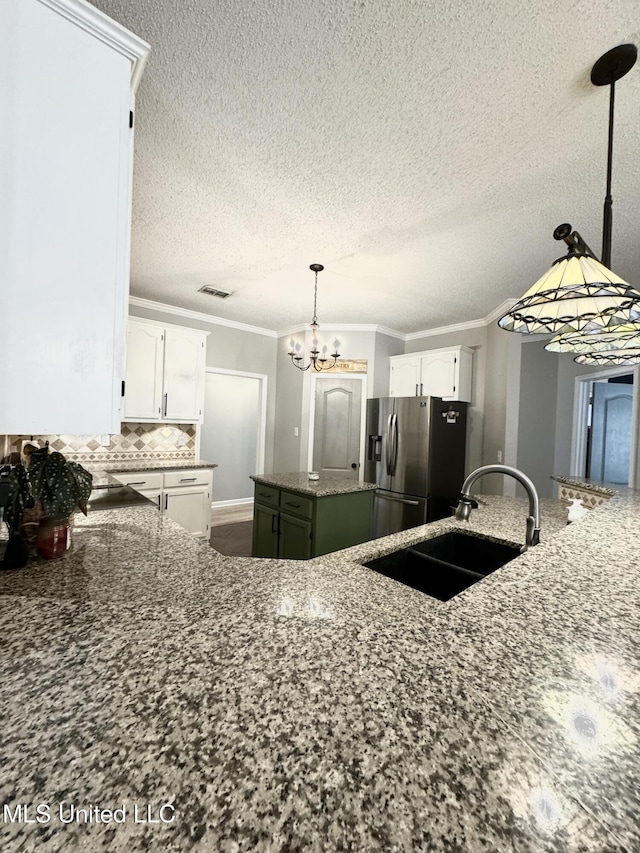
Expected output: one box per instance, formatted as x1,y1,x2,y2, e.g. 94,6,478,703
351,462,357,469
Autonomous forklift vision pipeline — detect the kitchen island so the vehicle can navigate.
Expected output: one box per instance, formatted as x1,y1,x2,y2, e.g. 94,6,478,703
251,472,376,559
0,483,638,851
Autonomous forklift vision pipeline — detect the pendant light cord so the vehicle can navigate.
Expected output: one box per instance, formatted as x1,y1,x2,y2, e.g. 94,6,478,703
602,81,615,268
311,270,318,326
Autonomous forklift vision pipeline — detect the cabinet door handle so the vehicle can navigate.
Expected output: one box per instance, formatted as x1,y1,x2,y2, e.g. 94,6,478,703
163,393,168,417
420,383,423,395
164,494,168,510
284,501,300,508
157,495,161,510
127,481,146,486
271,513,277,534
180,477,196,482
258,491,271,498
415,383,418,396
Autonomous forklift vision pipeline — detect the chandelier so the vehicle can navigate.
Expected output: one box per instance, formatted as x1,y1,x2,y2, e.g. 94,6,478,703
498,44,640,363
288,264,341,372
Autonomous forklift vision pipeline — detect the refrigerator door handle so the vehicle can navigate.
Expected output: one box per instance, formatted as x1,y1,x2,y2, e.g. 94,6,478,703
376,492,420,506
390,413,399,476
384,414,394,475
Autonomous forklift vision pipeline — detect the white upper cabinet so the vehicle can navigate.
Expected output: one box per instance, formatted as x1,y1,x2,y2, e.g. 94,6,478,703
123,324,165,420
0,0,149,435
388,358,423,397
163,328,206,421
389,346,473,402
123,319,208,423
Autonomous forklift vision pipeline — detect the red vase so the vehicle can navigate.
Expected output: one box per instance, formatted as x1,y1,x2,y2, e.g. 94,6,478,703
36,516,70,559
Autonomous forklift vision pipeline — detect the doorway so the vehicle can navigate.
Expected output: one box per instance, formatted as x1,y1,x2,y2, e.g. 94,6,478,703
200,369,267,506
572,367,639,487
308,375,366,479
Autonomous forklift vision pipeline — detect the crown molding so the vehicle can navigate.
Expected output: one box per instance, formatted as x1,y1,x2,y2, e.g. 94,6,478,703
277,323,405,340
128,296,279,338
129,297,520,343
405,317,486,341
482,298,518,326
38,0,150,89
404,299,519,341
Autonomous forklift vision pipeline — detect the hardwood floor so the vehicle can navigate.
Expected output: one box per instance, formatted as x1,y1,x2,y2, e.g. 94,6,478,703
210,502,253,528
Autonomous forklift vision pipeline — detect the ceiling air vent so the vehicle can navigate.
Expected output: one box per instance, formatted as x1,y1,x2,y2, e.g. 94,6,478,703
198,285,232,298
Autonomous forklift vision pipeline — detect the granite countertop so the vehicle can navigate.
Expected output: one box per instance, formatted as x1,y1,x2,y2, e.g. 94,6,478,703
90,458,218,477
1,485,639,851
251,470,378,497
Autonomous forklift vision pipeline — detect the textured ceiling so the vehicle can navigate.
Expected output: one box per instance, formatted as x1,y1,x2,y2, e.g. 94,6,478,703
89,0,640,334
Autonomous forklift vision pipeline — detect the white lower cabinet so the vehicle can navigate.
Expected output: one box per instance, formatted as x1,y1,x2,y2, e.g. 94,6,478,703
115,468,213,538
389,346,473,402
165,487,211,537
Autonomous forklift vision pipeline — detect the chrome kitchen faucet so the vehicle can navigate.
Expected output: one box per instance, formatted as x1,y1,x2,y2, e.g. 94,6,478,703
455,464,541,551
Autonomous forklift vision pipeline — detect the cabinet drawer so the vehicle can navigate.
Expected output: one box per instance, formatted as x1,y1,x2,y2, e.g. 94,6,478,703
254,484,280,508
163,469,211,489
280,490,313,520
115,472,163,491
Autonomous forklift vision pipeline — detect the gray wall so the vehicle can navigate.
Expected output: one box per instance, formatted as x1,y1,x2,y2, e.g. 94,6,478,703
274,335,305,471
273,327,387,472
481,323,522,496
516,340,558,499
373,332,405,397
405,325,488,478
552,354,622,478
129,305,278,474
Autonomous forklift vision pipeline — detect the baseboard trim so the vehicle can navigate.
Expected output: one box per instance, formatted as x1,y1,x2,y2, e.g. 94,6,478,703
211,497,254,509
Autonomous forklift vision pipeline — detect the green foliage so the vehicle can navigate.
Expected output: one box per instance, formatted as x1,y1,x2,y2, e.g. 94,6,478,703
27,449,93,518
4,464,33,532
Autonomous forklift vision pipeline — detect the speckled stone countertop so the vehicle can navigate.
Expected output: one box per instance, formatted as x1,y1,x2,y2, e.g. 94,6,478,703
88,459,217,488
1,485,639,851
251,471,377,496
91,458,218,476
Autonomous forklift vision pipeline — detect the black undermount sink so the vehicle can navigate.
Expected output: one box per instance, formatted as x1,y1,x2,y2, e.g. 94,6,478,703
363,531,521,601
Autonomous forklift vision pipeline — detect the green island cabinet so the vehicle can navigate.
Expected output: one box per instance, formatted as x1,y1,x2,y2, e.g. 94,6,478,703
252,480,374,559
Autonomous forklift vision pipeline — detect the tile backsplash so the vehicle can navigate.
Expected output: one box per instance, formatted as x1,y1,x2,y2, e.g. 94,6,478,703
7,423,196,468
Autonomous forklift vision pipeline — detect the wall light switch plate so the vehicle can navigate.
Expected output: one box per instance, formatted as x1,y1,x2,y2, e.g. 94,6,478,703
294,427,299,437
176,433,186,447
100,435,110,447
497,450,502,463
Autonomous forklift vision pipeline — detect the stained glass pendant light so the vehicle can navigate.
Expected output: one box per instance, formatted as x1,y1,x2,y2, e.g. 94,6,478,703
575,348,640,365
288,264,341,372
498,44,640,339
545,322,640,354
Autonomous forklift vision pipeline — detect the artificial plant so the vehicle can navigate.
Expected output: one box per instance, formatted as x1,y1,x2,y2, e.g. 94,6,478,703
1,464,32,569
26,448,93,518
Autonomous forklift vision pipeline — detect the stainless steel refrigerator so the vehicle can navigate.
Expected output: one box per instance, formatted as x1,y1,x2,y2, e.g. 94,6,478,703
365,396,467,539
